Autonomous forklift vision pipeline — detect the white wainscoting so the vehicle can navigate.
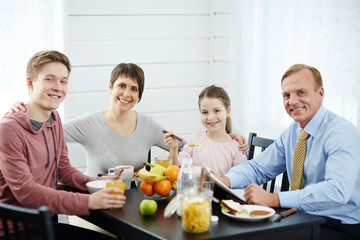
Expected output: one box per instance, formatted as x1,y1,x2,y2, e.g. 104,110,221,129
67,15,210,41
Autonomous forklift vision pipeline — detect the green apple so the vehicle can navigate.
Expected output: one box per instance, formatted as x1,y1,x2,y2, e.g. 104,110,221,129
149,166,165,176
140,199,157,215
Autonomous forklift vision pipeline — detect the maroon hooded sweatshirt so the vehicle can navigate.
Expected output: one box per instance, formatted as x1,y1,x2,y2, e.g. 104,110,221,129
0,110,96,217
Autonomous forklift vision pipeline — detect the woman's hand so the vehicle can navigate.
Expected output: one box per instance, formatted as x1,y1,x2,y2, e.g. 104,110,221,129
8,101,26,113
164,131,178,149
88,187,126,210
229,133,249,156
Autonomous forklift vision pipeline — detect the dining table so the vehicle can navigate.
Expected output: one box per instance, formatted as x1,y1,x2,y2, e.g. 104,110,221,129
79,183,326,240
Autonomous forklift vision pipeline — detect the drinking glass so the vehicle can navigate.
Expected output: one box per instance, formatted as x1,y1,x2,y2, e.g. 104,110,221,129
106,176,126,195
202,179,214,205
155,157,173,168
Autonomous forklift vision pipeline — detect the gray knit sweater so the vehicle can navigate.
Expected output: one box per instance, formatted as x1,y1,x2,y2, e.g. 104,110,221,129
63,111,184,177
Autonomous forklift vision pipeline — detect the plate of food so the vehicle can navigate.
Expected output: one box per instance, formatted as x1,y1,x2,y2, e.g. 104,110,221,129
220,199,275,222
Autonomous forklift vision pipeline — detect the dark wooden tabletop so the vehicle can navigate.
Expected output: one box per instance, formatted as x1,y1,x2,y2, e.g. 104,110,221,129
80,184,325,240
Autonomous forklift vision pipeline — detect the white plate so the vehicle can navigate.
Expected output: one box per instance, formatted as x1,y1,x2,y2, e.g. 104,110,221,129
221,205,275,222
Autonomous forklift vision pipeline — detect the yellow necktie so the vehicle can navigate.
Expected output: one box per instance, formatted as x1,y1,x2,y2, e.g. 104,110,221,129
290,130,310,190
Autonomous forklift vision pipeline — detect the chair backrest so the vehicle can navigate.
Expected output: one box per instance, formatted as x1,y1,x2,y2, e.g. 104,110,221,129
247,132,289,193
247,132,275,160
0,203,55,240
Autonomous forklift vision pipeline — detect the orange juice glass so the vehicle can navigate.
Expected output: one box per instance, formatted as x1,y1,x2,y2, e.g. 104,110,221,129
106,178,126,195
155,157,173,168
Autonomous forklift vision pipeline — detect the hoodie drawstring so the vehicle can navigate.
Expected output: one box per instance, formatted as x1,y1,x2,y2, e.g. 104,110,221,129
41,128,58,189
42,131,51,168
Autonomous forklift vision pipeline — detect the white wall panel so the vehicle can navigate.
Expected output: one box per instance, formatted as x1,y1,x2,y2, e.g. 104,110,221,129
67,16,209,41
67,0,210,15
214,38,229,62
66,39,209,66
214,0,232,12
141,63,210,88
214,0,230,90
69,63,210,93
213,62,229,85
68,66,111,93
214,14,229,37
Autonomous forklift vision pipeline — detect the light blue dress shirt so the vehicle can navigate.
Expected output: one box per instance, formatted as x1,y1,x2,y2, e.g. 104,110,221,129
226,106,360,224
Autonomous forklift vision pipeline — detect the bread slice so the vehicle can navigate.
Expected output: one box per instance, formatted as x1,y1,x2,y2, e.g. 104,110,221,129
221,199,243,215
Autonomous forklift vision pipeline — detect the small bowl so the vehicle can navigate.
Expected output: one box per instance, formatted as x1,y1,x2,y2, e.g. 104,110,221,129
134,177,176,200
86,180,106,193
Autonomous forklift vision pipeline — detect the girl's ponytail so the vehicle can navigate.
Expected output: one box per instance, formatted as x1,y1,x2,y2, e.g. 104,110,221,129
225,116,232,134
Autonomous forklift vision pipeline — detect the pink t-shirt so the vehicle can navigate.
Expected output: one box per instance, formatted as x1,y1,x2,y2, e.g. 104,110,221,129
178,131,247,176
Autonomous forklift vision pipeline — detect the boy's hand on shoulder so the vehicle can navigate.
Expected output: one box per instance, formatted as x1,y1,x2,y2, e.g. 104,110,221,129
8,101,26,113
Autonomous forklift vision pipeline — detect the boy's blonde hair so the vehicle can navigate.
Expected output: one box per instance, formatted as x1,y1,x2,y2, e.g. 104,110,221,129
26,50,71,80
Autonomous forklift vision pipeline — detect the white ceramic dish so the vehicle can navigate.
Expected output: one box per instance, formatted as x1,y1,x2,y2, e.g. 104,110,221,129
86,180,106,193
221,205,275,222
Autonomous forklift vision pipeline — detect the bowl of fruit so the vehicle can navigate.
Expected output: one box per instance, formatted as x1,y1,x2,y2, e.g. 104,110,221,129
135,163,179,200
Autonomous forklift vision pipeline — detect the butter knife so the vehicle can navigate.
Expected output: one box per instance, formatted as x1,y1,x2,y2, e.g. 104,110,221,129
269,208,297,222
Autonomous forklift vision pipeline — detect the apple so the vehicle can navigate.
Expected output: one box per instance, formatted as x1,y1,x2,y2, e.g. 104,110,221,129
139,199,157,216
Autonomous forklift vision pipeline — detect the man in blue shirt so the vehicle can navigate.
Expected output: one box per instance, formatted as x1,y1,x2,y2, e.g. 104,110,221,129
220,64,360,240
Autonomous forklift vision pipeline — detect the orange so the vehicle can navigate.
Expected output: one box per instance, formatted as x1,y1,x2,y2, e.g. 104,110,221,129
165,165,180,181
140,181,155,196
154,179,172,196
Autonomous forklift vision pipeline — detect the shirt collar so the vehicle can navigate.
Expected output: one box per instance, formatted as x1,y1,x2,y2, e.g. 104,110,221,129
296,105,326,137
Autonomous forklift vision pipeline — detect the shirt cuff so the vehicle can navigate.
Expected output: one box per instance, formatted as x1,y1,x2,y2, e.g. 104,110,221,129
278,190,301,209
225,170,242,188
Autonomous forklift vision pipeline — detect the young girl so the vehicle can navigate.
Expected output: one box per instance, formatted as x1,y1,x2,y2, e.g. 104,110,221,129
164,85,247,176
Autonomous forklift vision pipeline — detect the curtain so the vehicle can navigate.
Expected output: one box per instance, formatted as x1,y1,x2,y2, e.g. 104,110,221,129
228,0,360,139
0,0,62,117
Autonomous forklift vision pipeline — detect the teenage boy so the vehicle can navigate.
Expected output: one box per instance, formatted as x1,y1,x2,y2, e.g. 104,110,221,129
0,50,125,239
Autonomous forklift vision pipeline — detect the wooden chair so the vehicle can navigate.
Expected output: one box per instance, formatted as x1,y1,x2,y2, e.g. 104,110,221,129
0,203,55,240
247,132,289,193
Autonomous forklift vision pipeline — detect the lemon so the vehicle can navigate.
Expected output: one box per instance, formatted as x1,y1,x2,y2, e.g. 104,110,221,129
139,199,157,215
187,142,199,146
